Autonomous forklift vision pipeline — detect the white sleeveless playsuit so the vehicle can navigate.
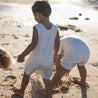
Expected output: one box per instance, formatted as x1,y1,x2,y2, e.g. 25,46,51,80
58,37,90,70
25,23,58,79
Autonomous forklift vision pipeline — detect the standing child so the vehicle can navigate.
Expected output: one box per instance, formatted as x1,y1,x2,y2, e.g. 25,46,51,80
13,1,60,98
52,37,90,88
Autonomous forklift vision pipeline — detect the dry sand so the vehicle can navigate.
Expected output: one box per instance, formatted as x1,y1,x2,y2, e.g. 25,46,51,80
0,0,98,98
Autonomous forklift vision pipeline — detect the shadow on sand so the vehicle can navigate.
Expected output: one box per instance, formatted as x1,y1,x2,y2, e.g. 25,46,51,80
11,94,23,98
80,86,88,98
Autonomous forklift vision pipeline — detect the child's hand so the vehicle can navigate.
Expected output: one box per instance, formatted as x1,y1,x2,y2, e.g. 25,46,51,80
17,55,25,63
65,69,70,76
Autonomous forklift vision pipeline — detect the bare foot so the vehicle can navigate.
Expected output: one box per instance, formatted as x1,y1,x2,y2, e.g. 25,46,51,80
37,89,48,96
13,88,24,97
74,80,89,87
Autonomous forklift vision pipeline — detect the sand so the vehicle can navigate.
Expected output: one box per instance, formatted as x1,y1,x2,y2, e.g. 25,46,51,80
0,0,98,98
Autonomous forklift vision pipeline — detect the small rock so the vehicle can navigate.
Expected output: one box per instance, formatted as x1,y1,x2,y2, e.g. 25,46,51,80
67,24,76,30
69,17,79,20
2,35,5,38
1,95,3,96
25,34,30,37
5,21,8,23
72,94,74,96
13,56,17,58
5,43,10,45
1,44,5,45
7,68,12,71
12,34,19,39
57,25,68,31
17,25,22,27
14,36,19,39
75,29,82,32
19,67,24,69
0,17,2,19
79,13,82,16
85,17,90,20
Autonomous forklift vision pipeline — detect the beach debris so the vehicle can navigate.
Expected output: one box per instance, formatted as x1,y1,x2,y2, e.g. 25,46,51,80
67,24,76,30
2,35,5,38
69,17,79,20
57,25,68,30
0,17,2,20
19,66,24,69
84,17,90,20
0,75,17,86
91,62,98,68
4,43,10,45
79,13,82,16
57,24,82,32
5,21,8,24
67,24,82,32
25,34,30,37
1,44,5,46
75,29,82,32
12,34,19,39
17,25,22,28
7,68,13,71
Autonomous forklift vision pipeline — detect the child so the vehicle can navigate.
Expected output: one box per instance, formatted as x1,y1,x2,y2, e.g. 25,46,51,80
0,47,13,69
13,1,60,98
52,37,90,88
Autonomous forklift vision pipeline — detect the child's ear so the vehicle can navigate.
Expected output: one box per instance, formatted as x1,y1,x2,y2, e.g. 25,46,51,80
36,12,40,16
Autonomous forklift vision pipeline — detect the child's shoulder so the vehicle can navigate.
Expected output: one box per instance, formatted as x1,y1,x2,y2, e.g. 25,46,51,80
34,23,58,31
33,23,43,31
34,23,42,27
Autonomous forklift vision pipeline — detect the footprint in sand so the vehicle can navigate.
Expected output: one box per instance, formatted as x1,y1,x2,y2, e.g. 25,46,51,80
92,62,98,68
0,75,17,86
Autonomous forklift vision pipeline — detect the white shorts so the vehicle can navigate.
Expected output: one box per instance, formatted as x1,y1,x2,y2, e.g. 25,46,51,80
61,45,90,70
24,57,53,79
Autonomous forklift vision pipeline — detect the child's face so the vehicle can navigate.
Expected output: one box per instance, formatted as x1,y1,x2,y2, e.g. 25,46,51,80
33,12,40,23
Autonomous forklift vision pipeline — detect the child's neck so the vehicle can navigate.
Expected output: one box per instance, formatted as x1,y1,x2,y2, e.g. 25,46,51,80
40,18,52,29
40,18,50,24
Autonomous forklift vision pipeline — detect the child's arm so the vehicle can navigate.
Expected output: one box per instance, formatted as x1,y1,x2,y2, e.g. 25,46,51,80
54,30,60,62
54,30,60,58
17,26,38,62
55,55,62,69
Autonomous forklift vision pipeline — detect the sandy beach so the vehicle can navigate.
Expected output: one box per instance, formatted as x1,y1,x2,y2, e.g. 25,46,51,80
0,0,98,98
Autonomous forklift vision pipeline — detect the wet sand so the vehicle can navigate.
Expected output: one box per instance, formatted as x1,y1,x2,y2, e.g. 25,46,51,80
0,0,98,98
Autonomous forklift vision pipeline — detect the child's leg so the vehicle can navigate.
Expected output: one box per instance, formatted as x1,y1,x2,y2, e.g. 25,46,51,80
77,64,87,85
43,78,52,98
13,72,30,96
52,65,66,88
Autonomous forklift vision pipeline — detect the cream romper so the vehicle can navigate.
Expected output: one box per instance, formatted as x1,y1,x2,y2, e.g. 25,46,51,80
25,23,58,79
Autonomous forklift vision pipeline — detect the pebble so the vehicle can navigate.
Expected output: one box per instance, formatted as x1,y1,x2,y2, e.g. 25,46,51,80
69,17,79,20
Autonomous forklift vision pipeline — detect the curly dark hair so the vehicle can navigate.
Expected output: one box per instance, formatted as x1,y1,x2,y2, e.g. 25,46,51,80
0,48,12,70
32,1,51,17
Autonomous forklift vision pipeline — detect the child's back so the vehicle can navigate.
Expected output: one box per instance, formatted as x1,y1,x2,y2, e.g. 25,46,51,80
25,23,58,72
61,37,88,48
58,37,90,70
34,23,58,66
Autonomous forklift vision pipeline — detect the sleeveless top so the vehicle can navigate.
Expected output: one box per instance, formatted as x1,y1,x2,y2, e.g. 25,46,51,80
31,23,58,67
